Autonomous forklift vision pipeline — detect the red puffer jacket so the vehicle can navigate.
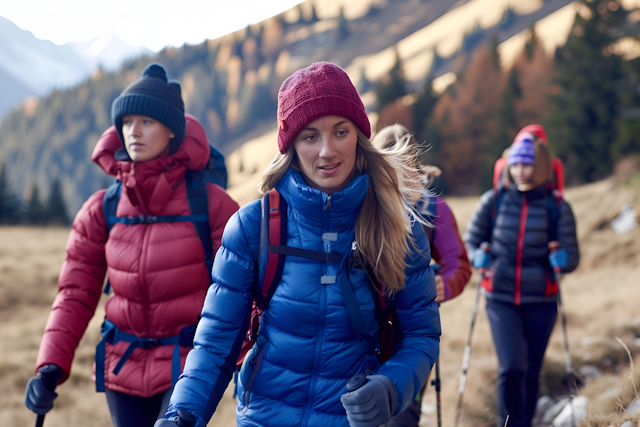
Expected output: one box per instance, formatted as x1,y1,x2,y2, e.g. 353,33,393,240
35,114,239,397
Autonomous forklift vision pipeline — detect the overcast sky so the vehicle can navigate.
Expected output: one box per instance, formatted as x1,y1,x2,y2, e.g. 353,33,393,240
0,0,305,51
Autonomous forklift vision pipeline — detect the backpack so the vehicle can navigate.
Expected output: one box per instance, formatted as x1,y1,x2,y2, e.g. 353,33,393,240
102,144,228,294
95,144,227,392
235,188,396,371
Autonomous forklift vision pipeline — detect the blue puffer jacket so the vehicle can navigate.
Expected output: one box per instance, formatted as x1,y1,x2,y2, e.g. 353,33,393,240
464,184,579,304
166,169,440,427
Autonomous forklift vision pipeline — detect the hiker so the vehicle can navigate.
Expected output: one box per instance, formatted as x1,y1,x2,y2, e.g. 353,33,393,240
372,124,471,426
464,126,579,427
155,62,441,427
23,63,239,427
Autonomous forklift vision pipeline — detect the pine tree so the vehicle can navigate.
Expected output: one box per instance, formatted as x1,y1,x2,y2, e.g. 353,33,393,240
309,2,320,23
356,67,371,94
337,7,349,41
26,185,45,225
0,164,19,224
485,68,522,189
46,179,69,225
546,0,627,184
375,50,407,112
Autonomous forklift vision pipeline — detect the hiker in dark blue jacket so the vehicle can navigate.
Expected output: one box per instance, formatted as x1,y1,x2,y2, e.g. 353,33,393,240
154,62,441,427
464,129,579,427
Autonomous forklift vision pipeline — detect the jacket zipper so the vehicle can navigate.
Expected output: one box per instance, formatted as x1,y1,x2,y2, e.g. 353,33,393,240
139,223,152,395
302,194,332,426
514,195,529,305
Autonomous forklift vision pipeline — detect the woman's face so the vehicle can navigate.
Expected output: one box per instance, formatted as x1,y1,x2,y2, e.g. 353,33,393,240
293,115,358,194
122,115,174,162
509,163,535,186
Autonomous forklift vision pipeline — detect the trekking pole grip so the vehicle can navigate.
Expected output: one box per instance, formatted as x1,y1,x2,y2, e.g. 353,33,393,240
478,242,491,275
548,241,562,273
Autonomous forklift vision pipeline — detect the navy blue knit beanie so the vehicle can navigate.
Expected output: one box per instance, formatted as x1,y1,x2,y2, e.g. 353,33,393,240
111,63,186,147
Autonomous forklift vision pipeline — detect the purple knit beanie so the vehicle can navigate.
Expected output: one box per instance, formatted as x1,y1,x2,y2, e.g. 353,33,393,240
276,62,371,154
508,132,536,166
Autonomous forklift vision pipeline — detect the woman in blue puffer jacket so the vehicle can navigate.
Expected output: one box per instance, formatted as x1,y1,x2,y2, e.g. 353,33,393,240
464,128,579,427
155,62,441,427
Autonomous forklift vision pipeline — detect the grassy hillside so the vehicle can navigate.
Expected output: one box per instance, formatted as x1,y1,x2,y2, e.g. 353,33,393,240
1,166,639,426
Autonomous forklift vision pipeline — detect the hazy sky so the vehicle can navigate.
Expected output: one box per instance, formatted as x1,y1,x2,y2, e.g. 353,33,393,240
0,0,305,51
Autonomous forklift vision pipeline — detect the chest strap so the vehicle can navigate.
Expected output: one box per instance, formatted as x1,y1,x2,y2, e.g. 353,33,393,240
95,319,197,392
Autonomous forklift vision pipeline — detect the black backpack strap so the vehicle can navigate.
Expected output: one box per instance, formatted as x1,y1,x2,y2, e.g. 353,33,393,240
185,170,213,283
103,179,122,235
339,254,378,357
102,180,122,295
491,187,505,235
547,193,560,242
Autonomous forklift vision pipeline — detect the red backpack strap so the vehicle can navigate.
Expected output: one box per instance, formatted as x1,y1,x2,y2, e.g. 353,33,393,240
493,157,506,193
551,158,564,196
257,188,287,308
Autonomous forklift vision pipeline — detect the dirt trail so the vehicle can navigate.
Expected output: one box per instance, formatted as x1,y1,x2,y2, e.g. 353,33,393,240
1,173,639,426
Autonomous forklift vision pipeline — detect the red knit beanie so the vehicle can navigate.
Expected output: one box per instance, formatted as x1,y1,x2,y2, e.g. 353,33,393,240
276,62,371,154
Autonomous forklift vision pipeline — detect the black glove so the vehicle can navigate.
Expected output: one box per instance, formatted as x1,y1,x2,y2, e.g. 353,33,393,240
154,410,197,427
340,375,398,427
24,364,62,415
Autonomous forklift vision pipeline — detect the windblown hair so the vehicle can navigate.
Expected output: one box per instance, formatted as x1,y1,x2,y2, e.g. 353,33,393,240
371,124,442,187
258,128,426,295
502,141,554,189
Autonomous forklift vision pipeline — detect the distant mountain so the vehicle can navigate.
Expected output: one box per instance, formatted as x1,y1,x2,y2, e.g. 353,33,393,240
68,34,152,72
0,16,150,118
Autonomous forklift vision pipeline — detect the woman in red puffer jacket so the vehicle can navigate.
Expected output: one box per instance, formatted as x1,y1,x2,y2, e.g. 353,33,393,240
24,63,239,427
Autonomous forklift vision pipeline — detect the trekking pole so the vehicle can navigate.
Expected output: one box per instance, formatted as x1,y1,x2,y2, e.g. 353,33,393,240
430,265,442,427
34,370,58,427
431,355,442,427
548,241,575,395
453,242,489,427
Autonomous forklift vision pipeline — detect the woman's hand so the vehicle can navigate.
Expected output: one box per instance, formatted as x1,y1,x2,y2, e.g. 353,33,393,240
24,364,62,415
154,410,197,427
340,375,398,427
434,275,445,303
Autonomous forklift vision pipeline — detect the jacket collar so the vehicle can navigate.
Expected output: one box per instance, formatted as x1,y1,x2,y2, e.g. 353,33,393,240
275,169,369,230
91,114,210,214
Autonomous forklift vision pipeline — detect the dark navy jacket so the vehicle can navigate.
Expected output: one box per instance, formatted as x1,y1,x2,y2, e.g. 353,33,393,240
464,184,579,304
166,169,441,427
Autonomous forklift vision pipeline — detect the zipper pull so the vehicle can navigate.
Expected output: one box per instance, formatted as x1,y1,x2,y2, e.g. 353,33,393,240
324,195,332,210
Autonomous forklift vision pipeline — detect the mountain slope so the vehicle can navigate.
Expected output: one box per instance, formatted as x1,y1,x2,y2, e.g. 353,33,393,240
0,16,150,119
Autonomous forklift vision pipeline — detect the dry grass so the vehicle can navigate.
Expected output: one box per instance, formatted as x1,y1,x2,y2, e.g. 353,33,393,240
1,172,639,426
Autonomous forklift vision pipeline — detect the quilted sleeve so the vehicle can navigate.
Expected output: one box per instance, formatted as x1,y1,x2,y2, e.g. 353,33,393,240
375,219,441,415
463,189,495,255
557,200,579,273
35,190,109,384
431,197,472,301
206,183,240,255
166,201,260,426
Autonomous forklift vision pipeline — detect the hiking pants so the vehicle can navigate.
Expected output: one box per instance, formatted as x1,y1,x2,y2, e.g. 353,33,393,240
106,388,172,427
486,299,557,427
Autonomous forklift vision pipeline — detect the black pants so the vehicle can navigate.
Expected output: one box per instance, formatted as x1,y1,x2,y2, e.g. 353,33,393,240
106,388,172,427
486,299,557,427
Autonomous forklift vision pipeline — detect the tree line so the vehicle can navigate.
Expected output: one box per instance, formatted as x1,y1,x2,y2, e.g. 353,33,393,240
374,0,640,194
0,164,68,225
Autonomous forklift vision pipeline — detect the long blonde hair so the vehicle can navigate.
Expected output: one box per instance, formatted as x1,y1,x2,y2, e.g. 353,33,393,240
259,127,426,295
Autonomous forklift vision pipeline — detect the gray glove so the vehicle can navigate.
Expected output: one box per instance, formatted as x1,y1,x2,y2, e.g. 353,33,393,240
154,410,197,427
340,375,398,427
